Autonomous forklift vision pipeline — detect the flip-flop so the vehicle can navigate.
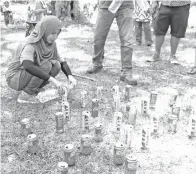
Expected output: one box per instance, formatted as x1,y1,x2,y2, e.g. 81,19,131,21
187,66,196,74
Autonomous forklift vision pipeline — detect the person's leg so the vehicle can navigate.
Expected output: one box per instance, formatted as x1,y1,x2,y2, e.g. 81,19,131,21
20,61,53,94
169,4,190,64
116,8,137,85
143,21,153,46
39,60,61,88
134,21,142,45
86,9,115,74
147,4,171,62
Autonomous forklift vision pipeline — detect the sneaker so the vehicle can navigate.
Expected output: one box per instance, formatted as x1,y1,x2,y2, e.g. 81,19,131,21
86,65,103,74
170,56,180,65
17,91,40,104
146,53,161,62
120,75,137,86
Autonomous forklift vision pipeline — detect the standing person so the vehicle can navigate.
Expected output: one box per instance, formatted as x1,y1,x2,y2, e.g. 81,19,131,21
2,0,13,27
147,0,191,64
25,0,47,37
86,0,137,86
5,16,77,103
133,0,153,46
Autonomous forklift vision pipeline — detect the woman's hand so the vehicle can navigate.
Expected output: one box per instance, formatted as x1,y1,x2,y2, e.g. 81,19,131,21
48,77,67,96
68,75,77,88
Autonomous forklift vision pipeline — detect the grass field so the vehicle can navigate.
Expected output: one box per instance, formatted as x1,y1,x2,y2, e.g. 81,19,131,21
1,3,196,174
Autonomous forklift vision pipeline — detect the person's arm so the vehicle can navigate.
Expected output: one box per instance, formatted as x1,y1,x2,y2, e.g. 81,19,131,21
61,61,72,78
22,60,50,80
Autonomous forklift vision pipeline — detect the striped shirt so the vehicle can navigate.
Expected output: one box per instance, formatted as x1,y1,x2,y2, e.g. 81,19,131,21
161,0,190,7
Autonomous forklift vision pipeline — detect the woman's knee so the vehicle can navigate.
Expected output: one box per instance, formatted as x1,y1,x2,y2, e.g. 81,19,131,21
40,61,53,73
50,61,61,77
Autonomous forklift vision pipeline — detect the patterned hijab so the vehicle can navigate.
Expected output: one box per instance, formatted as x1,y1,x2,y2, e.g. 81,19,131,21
25,16,62,65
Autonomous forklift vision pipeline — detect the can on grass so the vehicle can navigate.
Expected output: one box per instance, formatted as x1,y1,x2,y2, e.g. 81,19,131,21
169,94,178,107
168,114,178,133
124,85,132,101
80,134,92,155
81,111,90,130
128,105,137,126
57,162,68,174
172,106,180,119
188,115,196,138
152,116,159,134
20,118,31,136
63,144,76,166
27,134,39,154
124,125,133,149
80,90,87,108
62,98,70,123
92,98,99,118
141,98,148,116
114,94,121,112
113,142,125,165
94,122,103,142
141,127,150,150
113,85,120,96
124,154,137,174
55,112,64,134
114,112,123,132
96,86,103,101
149,91,157,110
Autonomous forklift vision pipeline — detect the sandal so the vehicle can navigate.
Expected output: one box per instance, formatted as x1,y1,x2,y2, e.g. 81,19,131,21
187,66,196,74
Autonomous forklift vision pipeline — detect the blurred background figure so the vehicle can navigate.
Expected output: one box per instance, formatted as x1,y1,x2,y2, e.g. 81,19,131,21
25,0,47,37
1,0,13,27
133,0,153,46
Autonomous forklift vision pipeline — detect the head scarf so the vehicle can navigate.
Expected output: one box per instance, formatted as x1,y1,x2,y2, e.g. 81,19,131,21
24,16,62,65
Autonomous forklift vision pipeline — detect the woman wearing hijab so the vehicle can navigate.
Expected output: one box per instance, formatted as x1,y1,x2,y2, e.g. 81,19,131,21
6,16,77,103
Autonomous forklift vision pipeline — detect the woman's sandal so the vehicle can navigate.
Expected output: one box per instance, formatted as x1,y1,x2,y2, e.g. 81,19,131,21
187,66,196,75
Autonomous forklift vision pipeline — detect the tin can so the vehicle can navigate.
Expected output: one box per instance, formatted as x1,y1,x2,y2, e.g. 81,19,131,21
124,125,133,148
149,91,157,110
124,155,137,174
168,114,178,133
141,127,150,150
81,111,90,130
169,94,177,107
188,115,196,138
55,112,64,134
114,94,121,112
80,134,92,155
128,106,137,126
113,85,120,96
141,98,148,116
20,118,31,136
152,116,159,134
27,134,39,154
113,142,125,165
124,85,132,101
94,123,103,142
96,86,103,101
114,112,123,132
92,99,99,118
63,144,75,166
126,102,131,112
172,106,180,119
62,99,70,123
57,162,68,174
81,90,87,108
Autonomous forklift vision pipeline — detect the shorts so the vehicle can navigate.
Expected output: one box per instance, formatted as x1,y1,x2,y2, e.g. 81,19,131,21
154,4,190,38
